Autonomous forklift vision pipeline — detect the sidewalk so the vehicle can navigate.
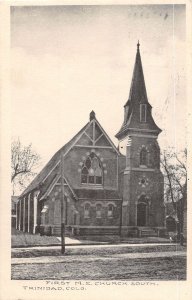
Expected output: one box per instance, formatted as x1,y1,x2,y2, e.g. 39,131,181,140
12,242,178,251
12,235,174,248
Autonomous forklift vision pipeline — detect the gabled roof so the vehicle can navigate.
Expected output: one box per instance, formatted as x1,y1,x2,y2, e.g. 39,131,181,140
19,122,88,198
19,112,121,198
76,111,121,155
39,175,78,201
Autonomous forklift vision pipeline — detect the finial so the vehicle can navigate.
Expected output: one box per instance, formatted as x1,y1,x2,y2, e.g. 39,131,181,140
90,110,96,121
137,40,140,50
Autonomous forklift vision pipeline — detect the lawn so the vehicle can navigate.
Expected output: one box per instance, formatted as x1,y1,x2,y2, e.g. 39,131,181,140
12,244,185,258
11,234,187,280
11,228,60,247
12,228,171,247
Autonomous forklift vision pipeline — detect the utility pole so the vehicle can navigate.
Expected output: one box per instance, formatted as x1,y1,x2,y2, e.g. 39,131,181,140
60,151,65,254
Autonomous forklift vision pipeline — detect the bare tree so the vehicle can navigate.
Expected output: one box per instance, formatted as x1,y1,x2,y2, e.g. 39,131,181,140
161,148,187,241
11,138,41,195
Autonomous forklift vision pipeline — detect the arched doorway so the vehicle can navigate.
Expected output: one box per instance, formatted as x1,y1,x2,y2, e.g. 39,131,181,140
137,202,147,226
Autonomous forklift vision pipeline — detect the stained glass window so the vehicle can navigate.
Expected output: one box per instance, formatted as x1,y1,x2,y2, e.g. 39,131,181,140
81,153,103,185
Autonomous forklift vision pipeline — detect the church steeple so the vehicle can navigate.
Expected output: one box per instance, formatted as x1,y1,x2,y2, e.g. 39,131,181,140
127,40,148,105
116,43,161,140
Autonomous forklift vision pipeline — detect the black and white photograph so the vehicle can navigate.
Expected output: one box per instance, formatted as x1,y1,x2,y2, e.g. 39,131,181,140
0,1,191,299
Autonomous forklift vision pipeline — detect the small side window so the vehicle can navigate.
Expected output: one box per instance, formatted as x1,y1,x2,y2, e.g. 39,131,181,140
84,203,90,218
107,204,114,218
96,204,102,218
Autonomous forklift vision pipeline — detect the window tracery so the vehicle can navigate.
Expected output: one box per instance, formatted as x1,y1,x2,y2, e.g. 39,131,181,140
81,152,103,185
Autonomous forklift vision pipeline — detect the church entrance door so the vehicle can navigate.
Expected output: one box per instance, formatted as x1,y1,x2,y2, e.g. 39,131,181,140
137,203,147,226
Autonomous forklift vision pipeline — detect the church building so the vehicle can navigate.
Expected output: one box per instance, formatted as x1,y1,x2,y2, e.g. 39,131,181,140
16,43,165,237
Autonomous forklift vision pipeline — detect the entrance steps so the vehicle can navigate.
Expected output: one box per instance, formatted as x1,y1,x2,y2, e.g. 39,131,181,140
138,227,158,237
121,226,166,238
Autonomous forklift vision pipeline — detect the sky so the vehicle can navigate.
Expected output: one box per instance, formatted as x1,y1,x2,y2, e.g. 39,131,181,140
11,4,186,170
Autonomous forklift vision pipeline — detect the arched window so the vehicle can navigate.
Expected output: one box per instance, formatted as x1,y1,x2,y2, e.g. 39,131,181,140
107,204,114,218
140,148,147,166
96,204,102,218
84,203,90,218
81,153,103,185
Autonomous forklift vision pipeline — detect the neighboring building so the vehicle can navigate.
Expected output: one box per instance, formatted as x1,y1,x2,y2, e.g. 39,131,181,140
11,196,19,228
16,43,165,237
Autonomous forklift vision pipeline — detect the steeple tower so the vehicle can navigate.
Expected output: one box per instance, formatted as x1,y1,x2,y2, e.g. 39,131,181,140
117,43,165,235
116,42,161,141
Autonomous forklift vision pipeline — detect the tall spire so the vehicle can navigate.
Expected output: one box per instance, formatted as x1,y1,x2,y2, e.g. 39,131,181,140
137,40,140,50
115,43,161,140
127,41,148,105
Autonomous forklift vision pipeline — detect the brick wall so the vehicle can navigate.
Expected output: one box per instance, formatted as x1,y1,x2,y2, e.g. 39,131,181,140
77,199,121,227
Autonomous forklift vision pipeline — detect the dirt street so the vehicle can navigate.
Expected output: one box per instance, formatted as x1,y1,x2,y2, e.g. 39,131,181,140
11,244,186,280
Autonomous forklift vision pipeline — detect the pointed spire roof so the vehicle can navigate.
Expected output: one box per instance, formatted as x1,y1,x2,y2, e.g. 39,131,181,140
125,41,148,106
115,42,161,140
